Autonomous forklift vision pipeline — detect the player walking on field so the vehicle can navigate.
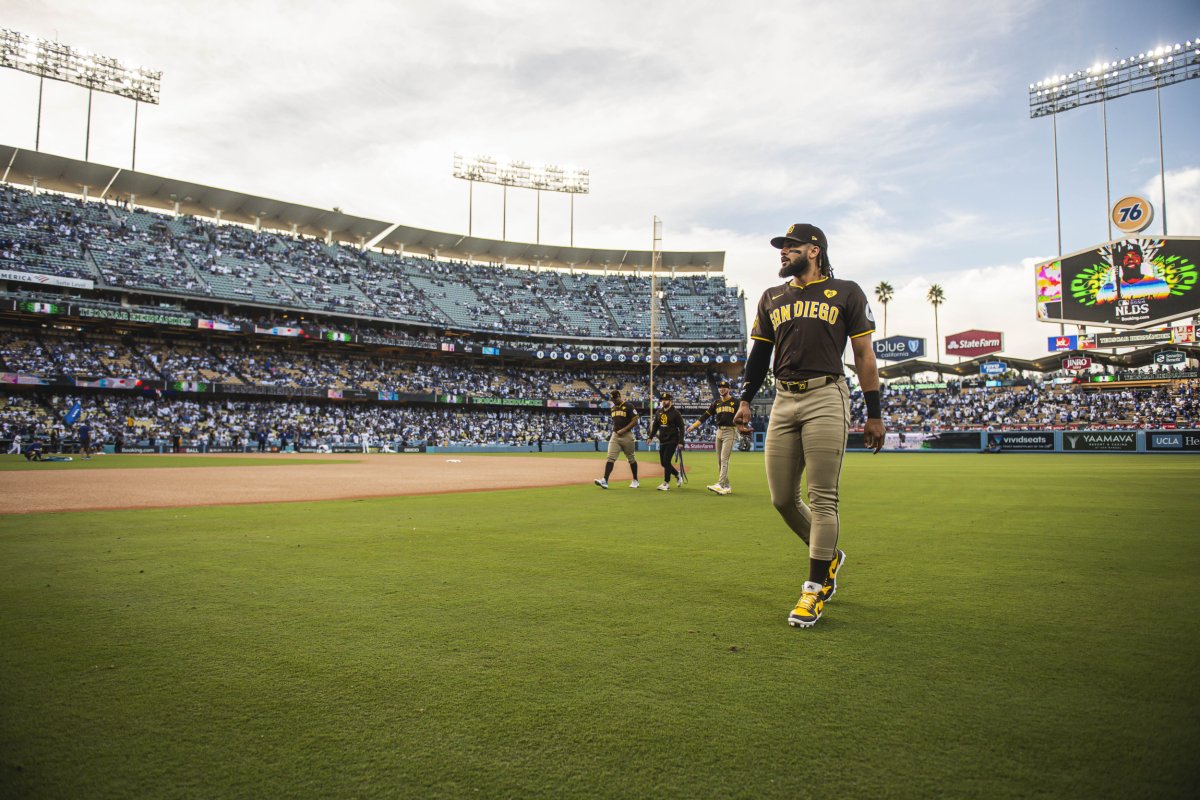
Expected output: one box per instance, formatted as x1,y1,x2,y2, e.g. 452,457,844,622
594,389,640,489
733,223,885,628
647,392,685,491
688,379,739,495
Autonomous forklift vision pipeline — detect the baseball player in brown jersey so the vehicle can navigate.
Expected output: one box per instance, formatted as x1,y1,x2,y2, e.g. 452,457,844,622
648,392,686,490
688,379,739,495
733,223,885,629
595,389,641,489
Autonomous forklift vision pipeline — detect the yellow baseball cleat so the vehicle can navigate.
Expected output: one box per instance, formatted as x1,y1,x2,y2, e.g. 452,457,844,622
821,549,846,603
787,588,824,628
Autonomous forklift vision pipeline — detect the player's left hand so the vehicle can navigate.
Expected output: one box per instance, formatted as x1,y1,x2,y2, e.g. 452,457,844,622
864,419,885,454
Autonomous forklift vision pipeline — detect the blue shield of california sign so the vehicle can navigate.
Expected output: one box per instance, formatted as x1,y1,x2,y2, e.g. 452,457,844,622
873,335,926,361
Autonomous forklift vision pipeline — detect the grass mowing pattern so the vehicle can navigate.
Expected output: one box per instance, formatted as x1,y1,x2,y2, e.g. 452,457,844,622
1,453,1198,798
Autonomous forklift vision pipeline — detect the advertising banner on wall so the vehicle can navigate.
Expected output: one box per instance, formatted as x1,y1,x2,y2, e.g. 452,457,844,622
944,330,1003,358
1062,431,1137,452
986,432,1054,451
1153,351,1187,365
1094,330,1173,348
0,268,94,290
1035,236,1200,329
1146,430,1200,451
873,335,926,361
1048,335,1077,352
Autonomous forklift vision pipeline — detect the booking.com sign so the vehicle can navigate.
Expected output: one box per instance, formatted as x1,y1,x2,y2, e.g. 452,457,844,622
873,335,925,361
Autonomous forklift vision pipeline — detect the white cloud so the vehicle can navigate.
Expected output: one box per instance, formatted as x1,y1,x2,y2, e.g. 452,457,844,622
1143,166,1200,236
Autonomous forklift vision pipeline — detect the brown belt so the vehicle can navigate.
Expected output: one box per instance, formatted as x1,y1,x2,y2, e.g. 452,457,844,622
776,375,841,393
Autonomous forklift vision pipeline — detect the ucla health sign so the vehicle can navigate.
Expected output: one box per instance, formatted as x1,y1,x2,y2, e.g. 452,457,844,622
874,335,925,361
1147,430,1200,451
980,361,1007,375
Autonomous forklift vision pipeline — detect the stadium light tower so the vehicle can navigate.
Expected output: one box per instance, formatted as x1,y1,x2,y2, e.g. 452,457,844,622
1028,38,1200,241
453,153,590,245
0,28,162,168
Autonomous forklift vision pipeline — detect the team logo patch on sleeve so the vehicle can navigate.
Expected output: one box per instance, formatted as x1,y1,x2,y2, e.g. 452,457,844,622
824,289,838,298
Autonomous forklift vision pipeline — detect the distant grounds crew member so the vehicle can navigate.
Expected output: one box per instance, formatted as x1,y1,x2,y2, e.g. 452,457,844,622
77,420,93,460
595,389,640,489
23,439,44,461
648,392,686,491
733,223,885,629
689,379,739,495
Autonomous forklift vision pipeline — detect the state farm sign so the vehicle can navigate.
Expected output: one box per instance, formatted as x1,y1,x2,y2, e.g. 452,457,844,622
1063,356,1091,371
945,329,1003,358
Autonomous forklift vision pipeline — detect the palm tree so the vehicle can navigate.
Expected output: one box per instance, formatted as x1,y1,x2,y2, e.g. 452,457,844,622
874,281,894,337
927,284,946,373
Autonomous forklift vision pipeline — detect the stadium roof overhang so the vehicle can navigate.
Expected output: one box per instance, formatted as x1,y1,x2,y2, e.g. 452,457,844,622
0,145,724,274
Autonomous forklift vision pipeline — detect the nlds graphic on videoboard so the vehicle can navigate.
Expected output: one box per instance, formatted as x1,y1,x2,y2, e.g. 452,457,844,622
1035,236,1200,329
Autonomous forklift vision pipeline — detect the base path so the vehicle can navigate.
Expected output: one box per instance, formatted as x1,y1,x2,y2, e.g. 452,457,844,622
0,453,641,514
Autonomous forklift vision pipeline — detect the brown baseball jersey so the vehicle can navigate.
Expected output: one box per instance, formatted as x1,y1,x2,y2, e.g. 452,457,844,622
610,400,638,433
749,276,875,380
697,398,738,427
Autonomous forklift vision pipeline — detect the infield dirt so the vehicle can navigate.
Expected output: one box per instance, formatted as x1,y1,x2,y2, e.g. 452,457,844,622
0,453,626,514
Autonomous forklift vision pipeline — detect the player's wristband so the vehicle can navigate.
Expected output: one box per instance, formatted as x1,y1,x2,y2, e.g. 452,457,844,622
864,390,882,420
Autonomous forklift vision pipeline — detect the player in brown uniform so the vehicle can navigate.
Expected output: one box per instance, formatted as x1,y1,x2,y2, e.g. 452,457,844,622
688,380,739,495
733,223,885,628
594,389,640,489
647,392,686,490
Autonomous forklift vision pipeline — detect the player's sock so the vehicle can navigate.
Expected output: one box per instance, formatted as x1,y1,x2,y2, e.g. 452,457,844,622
808,557,832,586
604,462,615,481
630,463,638,481
802,580,823,594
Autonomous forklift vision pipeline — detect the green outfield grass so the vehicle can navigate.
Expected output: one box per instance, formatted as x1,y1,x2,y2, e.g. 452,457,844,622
1,453,1197,799
0,454,349,471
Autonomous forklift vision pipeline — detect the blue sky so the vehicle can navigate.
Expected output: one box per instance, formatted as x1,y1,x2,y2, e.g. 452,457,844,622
2,0,1198,359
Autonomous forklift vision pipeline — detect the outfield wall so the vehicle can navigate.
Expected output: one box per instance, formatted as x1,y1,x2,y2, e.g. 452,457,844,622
847,430,1200,453
9,430,1198,456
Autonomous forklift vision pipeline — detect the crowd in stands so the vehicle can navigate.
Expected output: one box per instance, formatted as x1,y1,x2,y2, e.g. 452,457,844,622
4,375,1196,453
1,185,746,341
848,379,1199,431
0,324,725,402
1,394,610,450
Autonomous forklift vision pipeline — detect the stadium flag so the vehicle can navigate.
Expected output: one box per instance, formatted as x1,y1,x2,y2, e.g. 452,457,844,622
64,402,82,426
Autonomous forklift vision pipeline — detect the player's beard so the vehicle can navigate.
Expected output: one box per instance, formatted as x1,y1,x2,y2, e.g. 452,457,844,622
778,253,807,279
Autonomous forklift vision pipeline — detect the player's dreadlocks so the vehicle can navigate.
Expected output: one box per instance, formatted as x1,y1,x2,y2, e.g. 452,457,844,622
819,249,835,279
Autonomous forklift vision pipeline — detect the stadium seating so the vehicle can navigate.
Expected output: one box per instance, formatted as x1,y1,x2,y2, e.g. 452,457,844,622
0,185,746,341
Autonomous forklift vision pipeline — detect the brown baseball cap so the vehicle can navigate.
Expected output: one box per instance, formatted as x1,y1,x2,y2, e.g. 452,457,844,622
771,223,828,251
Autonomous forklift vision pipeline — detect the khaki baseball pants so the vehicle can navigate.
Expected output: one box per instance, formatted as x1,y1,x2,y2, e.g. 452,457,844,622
606,432,637,463
764,381,850,561
715,427,737,488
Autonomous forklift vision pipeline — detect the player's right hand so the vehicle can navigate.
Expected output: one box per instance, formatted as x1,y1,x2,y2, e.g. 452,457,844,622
733,401,751,427
864,419,885,454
